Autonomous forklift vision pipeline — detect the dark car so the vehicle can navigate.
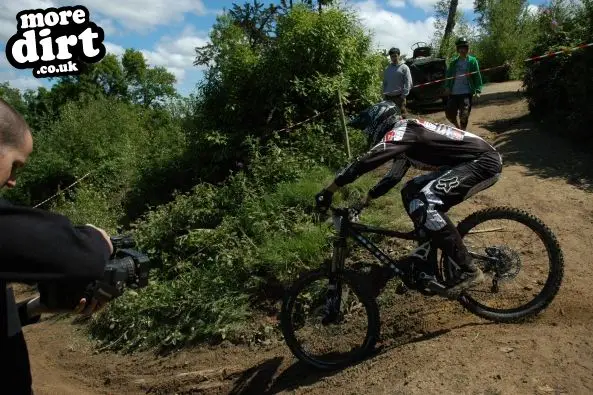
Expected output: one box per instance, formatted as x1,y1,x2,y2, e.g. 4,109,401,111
404,42,448,106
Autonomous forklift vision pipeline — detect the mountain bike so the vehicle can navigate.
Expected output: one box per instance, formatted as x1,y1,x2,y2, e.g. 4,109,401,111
280,205,564,370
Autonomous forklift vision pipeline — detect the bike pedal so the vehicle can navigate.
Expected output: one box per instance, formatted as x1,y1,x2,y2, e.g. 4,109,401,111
418,273,448,296
425,280,448,294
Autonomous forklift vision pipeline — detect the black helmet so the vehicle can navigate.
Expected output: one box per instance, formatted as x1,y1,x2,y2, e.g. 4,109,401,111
455,37,469,47
348,101,402,147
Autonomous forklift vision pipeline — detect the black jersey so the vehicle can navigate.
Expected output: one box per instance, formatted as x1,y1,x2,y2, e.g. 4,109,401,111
334,118,501,198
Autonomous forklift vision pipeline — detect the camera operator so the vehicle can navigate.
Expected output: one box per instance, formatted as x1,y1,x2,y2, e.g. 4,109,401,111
0,98,115,394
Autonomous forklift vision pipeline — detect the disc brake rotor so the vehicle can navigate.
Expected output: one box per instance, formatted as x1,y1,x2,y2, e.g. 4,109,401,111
486,245,522,281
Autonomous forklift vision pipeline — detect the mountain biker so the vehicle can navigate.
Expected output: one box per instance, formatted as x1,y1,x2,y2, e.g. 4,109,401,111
314,100,503,299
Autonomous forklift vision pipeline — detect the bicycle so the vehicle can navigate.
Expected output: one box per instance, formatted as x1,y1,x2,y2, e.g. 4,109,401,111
280,204,564,370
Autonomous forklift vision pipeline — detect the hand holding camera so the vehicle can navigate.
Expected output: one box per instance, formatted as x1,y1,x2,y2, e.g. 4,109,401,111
74,233,150,317
29,232,151,320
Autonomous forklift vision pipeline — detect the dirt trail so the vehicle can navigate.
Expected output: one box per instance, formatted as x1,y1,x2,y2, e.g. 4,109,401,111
18,80,593,395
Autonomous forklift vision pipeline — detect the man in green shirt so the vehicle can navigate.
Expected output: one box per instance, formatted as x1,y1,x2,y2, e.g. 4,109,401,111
444,37,483,130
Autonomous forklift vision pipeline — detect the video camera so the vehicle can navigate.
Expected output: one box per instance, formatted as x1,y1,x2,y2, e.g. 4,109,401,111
29,234,152,316
102,234,151,292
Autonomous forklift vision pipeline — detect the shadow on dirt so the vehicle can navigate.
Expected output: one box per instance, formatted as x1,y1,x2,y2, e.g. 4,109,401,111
472,89,525,108
478,113,593,192
377,320,494,354
408,89,525,116
227,321,493,394
228,356,341,395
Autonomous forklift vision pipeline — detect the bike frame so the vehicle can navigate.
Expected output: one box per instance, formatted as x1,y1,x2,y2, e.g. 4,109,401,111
327,207,440,280
326,207,499,281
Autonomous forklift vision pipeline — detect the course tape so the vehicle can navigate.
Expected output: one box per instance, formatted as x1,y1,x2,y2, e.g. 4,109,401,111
403,42,593,91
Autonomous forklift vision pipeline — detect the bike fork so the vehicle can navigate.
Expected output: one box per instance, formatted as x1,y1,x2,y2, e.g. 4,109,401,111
323,238,346,325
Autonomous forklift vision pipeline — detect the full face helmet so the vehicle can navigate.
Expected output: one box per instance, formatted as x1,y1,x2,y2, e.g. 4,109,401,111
348,100,403,147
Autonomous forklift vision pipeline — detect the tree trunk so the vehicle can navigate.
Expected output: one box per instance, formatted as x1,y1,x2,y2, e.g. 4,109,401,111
439,0,459,58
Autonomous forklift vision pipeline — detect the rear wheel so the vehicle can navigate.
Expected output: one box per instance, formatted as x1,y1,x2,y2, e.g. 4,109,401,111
280,268,380,370
443,206,564,322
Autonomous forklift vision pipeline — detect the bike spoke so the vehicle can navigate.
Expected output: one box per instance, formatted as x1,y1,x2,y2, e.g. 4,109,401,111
462,217,552,311
288,276,371,365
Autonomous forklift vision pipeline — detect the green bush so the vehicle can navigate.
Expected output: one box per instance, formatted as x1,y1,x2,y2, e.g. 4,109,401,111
522,0,593,144
88,145,338,351
193,2,384,171
472,0,539,81
49,183,124,234
3,96,186,213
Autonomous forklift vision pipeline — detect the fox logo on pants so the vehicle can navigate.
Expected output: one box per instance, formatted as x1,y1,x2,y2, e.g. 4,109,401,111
435,176,460,193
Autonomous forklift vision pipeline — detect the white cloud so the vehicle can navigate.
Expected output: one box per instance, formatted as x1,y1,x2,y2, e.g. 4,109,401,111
387,0,406,8
57,0,209,32
527,4,539,15
352,0,436,57
104,41,125,57
406,0,474,12
0,0,57,43
96,18,117,37
3,75,45,90
1,1,212,41
0,55,46,91
140,26,209,82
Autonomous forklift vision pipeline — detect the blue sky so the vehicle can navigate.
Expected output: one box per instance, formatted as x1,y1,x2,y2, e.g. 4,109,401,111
1,0,547,97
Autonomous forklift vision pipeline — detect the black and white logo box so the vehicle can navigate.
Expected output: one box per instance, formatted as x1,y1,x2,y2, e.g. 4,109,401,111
5,5,106,78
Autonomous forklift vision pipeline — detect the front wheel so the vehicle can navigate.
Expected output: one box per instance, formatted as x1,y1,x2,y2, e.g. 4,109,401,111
444,206,564,323
280,268,380,370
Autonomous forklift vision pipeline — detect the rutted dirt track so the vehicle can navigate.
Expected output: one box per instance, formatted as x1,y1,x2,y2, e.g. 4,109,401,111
18,81,593,394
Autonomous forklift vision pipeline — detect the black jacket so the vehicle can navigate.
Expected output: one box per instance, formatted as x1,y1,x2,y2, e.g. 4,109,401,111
0,198,111,339
334,118,498,198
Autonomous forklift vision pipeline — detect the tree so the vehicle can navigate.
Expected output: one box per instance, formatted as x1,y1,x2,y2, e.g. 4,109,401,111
279,0,334,13
439,0,459,57
473,0,539,80
190,3,384,186
0,82,27,116
228,1,279,49
121,49,178,107
432,0,475,60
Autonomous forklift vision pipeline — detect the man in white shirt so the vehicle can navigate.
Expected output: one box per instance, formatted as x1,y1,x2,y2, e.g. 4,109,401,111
382,47,413,118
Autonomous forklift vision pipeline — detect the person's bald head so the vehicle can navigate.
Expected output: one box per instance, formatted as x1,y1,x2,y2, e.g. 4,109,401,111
0,98,33,189
0,98,30,148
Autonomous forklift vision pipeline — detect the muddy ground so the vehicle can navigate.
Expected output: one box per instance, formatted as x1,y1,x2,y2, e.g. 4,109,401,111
15,81,593,395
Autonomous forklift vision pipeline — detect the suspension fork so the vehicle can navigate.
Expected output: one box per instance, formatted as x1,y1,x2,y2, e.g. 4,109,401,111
323,223,349,324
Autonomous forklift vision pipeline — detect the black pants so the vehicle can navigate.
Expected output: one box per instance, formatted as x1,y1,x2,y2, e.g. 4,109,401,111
1,331,34,395
446,94,473,130
383,95,408,118
401,151,502,269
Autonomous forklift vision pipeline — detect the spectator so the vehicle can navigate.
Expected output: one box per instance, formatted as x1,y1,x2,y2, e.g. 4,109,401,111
444,37,483,130
382,47,412,118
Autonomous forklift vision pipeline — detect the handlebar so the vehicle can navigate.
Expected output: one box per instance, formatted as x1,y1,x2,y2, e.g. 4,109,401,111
317,205,362,224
